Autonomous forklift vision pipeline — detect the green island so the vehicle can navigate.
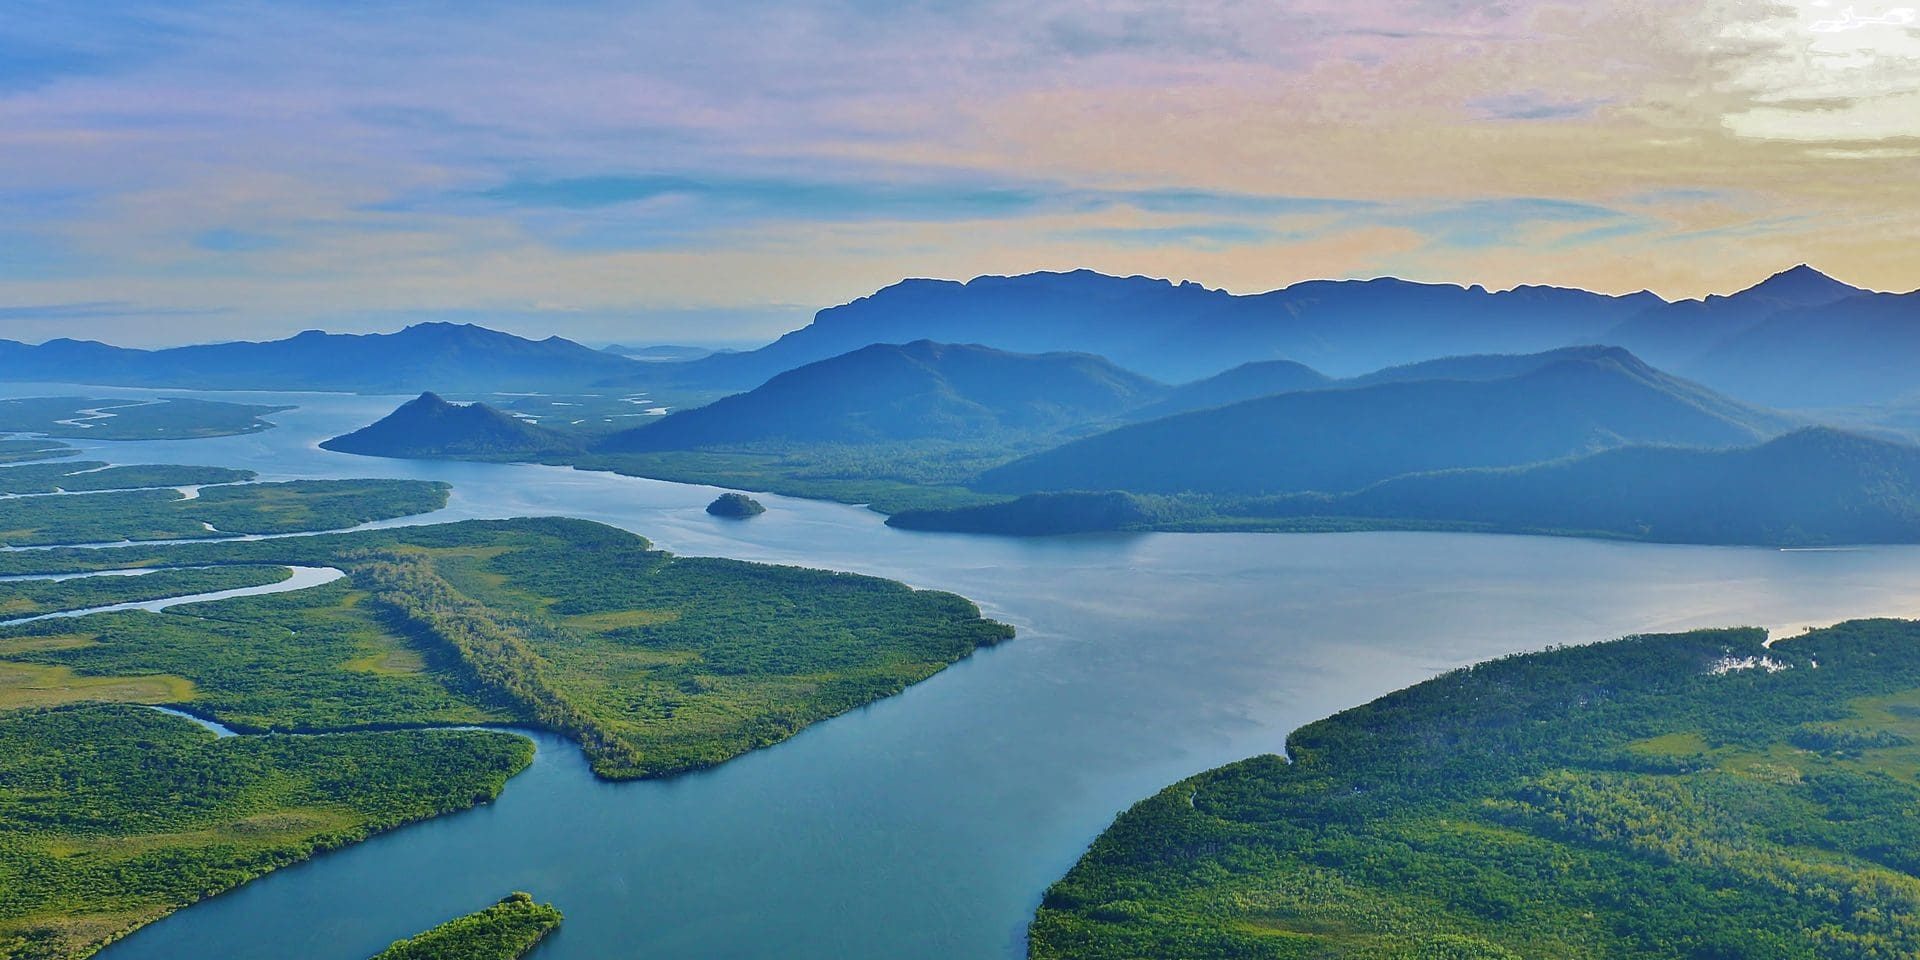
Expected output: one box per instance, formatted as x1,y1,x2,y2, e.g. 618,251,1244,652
0,565,291,622
0,704,531,960
0,440,77,465
0,462,253,496
0,479,449,546
0,516,1012,774
0,398,289,440
1032,617,1920,959
367,892,563,960
706,492,766,517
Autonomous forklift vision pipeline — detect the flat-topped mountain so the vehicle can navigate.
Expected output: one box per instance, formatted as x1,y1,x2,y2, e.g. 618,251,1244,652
0,322,647,393
667,270,1666,388
320,392,581,458
979,347,1793,496
597,340,1166,451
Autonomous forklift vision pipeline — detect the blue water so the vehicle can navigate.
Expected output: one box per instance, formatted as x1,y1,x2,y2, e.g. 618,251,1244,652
10,383,1920,959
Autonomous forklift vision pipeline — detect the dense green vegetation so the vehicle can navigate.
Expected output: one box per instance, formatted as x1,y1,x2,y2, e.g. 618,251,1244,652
0,462,252,495
0,440,75,465
0,397,288,440
0,479,449,546
0,566,290,621
0,517,1013,776
706,493,765,517
1033,617,1920,959
367,893,562,960
0,704,531,960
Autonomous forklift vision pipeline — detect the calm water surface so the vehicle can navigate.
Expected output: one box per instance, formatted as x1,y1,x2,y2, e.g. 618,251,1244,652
13,384,1920,960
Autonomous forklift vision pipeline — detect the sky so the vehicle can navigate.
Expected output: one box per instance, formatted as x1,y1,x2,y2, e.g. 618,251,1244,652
1,0,1917,347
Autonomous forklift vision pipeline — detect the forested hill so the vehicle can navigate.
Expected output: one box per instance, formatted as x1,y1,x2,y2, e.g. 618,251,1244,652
596,340,1167,451
1033,616,1920,959
321,392,582,459
1279,426,1920,545
0,322,646,393
978,347,1792,496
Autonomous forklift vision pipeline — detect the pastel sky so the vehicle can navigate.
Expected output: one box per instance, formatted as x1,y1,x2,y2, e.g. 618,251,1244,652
2,0,1918,346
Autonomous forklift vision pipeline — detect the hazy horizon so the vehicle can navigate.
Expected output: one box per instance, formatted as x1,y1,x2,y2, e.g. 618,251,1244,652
3,261,1904,351
3,2,1918,348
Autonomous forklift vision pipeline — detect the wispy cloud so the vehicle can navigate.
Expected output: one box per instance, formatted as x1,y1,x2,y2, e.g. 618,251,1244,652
0,0,1912,345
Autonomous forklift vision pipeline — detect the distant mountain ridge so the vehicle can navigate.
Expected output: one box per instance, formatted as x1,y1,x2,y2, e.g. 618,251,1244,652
979,347,1794,496
669,270,1668,387
0,322,648,393
598,340,1166,451
321,392,581,458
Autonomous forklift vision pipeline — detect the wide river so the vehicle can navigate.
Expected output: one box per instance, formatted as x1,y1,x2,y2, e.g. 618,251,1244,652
16,383,1920,960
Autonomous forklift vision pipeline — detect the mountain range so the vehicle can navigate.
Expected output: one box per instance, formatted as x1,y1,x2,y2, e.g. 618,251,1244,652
0,322,648,393
668,270,1666,388
3,265,1907,412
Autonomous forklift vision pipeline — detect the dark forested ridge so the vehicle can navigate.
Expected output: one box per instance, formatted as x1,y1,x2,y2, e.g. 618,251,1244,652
597,340,1167,451
1267,426,1920,545
979,347,1789,497
321,392,583,459
1033,617,1920,959
897,427,1920,546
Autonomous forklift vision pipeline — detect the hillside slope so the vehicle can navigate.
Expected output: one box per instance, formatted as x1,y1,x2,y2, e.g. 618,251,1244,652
597,340,1166,451
980,348,1791,496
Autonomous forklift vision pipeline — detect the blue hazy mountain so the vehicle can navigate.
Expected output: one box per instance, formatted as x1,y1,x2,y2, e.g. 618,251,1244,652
1602,265,1868,371
0,322,647,393
978,347,1793,496
668,270,1666,387
1680,291,1920,408
1128,359,1333,419
597,340,1166,450
320,392,582,458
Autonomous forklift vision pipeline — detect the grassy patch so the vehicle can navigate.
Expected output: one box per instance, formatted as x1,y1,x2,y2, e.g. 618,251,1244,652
0,662,195,710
